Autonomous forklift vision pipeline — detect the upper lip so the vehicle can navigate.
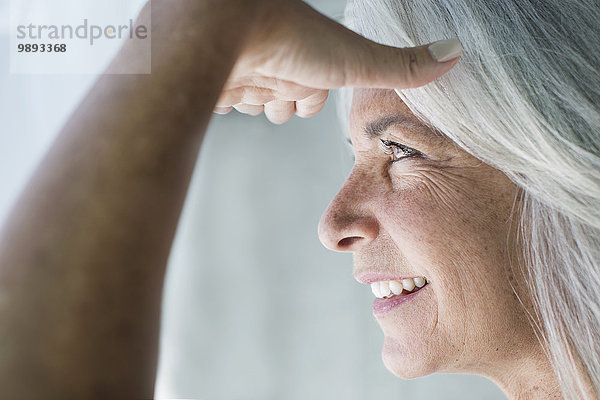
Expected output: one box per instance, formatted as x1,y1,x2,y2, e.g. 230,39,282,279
354,271,424,285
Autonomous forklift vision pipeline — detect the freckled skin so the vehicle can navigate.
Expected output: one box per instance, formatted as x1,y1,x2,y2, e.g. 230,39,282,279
318,89,559,398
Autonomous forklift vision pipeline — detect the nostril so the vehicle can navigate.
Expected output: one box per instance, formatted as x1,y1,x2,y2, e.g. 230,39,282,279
337,236,363,249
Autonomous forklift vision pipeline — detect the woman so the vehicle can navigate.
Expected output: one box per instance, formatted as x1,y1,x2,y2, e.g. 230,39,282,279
0,0,596,399
323,1,600,399
330,2,600,399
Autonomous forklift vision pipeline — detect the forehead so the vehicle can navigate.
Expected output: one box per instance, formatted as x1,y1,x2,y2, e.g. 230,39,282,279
350,89,409,118
348,89,434,144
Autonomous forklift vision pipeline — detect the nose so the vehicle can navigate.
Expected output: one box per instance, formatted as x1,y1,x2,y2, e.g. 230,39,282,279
317,169,379,252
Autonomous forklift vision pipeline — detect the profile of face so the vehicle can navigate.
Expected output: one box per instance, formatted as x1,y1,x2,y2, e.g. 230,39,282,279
318,89,540,381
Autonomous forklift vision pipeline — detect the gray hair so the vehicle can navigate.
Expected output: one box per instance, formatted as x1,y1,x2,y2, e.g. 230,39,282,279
338,0,600,398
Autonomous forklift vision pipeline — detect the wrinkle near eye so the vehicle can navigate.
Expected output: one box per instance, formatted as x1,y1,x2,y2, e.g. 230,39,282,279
394,167,489,215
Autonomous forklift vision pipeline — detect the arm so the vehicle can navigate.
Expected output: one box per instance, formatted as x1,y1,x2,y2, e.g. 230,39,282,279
0,2,260,397
0,0,461,397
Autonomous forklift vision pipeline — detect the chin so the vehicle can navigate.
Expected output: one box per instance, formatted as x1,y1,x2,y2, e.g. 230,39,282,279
381,335,440,379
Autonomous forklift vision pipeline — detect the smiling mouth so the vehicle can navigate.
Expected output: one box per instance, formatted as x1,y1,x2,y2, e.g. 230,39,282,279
370,277,428,299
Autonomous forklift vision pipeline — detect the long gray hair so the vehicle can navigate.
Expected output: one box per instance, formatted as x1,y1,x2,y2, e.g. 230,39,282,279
338,0,600,398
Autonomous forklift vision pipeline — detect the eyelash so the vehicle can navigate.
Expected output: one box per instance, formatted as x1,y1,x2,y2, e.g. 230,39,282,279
380,139,421,162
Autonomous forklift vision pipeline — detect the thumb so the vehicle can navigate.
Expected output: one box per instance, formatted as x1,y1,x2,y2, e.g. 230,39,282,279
342,38,463,89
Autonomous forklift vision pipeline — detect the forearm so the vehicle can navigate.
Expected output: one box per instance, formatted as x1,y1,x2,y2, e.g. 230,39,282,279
0,1,261,397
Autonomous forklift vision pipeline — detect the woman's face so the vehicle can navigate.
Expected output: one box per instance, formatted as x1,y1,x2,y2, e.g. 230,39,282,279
318,89,538,379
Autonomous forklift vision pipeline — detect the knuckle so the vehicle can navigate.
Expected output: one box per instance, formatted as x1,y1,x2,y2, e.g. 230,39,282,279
213,106,233,115
399,48,420,87
240,87,253,103
234,104,264,116
216,90,235,107
241,87,275,105
265,100,294,124
295,90,328,117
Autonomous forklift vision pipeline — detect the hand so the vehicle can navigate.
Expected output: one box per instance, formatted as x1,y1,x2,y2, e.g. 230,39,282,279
214,0,462,124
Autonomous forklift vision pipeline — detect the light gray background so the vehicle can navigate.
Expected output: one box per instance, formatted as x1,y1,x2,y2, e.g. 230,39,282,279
0,1,506,399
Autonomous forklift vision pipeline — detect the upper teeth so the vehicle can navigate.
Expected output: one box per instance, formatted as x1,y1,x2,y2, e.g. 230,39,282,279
370,277,427,299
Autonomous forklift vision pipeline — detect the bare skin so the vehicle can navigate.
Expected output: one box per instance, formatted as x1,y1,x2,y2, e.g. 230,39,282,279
0,0,458,398
317,88,562,399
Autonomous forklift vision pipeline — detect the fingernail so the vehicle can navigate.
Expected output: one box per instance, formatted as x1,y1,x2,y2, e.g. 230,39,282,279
428,38,463,62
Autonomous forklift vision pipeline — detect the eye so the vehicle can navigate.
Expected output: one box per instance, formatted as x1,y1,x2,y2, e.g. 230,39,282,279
380,139,421,162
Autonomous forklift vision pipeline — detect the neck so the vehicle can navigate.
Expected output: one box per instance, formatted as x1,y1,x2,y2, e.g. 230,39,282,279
491,355,562,400
489,345,598,400
496,365,563,400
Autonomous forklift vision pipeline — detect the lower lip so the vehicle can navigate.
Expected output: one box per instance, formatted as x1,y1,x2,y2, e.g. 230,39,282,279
372,284,429,317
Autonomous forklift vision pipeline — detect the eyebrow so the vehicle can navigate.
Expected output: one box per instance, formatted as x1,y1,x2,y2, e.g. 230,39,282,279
363,115,427,139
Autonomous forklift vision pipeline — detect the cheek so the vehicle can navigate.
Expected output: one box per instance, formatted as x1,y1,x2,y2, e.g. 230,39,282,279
374,168,533,371
378,169,521,327
381,167,514,273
